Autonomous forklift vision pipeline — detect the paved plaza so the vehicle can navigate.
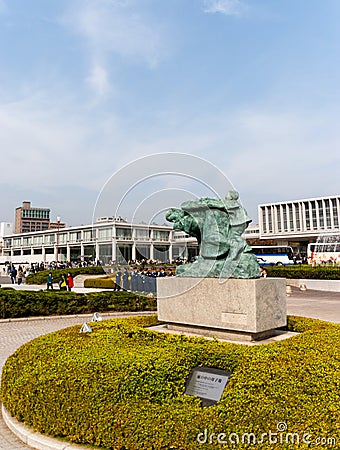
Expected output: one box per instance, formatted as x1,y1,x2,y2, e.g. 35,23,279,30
0,286,339,449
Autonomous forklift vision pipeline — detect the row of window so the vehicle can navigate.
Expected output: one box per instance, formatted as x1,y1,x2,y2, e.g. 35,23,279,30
21,209,50,219
261,198,340,234
5,228,171,248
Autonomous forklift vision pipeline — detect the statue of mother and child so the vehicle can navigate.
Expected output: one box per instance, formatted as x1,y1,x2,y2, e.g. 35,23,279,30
166,190,261,278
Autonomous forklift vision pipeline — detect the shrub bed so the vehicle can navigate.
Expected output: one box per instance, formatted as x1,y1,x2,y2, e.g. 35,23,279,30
1,315,339,449
25,266,105,285
0,289,156,319
84,276,116,289
266,265,340,279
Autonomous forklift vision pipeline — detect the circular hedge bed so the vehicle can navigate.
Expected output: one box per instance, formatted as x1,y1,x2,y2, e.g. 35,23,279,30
1,315,340,449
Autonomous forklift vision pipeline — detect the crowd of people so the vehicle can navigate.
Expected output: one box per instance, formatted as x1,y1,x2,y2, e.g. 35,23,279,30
113,267,175,293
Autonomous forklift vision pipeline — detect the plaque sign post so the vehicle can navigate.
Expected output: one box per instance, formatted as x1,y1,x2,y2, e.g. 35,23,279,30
185,366,231,406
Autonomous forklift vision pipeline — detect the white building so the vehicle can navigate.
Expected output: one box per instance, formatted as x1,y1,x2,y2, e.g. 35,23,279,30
258,195,340,251
0,219,198,266
0,222,13,247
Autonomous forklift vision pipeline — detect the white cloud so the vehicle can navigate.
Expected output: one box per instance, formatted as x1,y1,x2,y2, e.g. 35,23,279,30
86,63,110,97
202,0,245,15
60,0,167,101
63,0,164,76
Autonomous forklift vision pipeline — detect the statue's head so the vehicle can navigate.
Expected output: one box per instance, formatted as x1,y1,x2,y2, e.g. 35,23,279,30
226,190,239,201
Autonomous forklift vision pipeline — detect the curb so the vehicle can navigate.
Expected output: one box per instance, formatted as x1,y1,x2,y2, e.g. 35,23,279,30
2,404,91,450
0,310,156,324
286,278,340,292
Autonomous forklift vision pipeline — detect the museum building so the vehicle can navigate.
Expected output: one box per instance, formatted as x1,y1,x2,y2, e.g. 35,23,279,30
258,194,340,250
1,218,198,265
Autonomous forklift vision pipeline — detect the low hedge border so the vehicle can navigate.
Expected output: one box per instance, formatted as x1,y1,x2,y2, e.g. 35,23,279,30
1,315,339,449
266,265,340,279
0,289,156,319
84,276,116,289
25,266,105,285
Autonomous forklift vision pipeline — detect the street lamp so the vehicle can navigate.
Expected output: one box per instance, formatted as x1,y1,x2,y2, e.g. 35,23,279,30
56,216,61,266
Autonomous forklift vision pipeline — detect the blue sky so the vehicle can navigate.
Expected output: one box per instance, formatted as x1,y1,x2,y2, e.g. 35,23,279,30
0,0,339,227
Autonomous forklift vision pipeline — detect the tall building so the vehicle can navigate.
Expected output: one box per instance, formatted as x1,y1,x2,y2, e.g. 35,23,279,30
15,201,50,234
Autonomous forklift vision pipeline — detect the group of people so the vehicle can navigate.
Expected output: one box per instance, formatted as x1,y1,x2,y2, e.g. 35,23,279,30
6,263,25,285
46,272,74,291
28,259,99,274
114,267,175,293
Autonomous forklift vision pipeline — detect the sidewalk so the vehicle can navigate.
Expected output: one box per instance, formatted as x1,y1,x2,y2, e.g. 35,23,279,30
287,286,340,323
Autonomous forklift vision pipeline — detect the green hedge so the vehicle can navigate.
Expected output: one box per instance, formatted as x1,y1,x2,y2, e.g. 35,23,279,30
84,276,116,289
0,289,156,319
266,265,340,279
25,266,105,285
1,315,339,449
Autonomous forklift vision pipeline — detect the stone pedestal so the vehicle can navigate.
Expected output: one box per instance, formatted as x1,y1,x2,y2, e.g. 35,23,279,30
157,277,286,341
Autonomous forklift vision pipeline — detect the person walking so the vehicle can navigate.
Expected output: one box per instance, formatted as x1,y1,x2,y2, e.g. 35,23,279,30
10,265,17,284
67,273,74,291
47,272,54,290
17,266,24,285
59,275,67,291
114,268,122,291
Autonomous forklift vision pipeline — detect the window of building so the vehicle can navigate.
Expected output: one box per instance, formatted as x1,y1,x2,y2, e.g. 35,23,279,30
70,231,81,242
84,230,94,241
332,199,339,227
153,230,169,241
311,201,317,229
265,208,272,233
288,204,294,230
135,229,149,240
304,202,310,230
33,236,43,245
261,208,267,233
45,234,55,244
317,200,324,228
98,228,112,240
282,207,288,232
23,237,32,246
3,239,10,248
58,233,67,244
116,228,132,240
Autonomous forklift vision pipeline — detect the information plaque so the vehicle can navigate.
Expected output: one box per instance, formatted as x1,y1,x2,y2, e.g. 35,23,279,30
185,366,231,406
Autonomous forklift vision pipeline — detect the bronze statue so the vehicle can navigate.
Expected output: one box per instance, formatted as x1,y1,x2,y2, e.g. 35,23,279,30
166,191,260,278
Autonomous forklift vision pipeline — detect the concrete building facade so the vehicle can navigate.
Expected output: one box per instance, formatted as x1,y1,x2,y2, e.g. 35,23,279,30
1,219,198,266
258,195,340,252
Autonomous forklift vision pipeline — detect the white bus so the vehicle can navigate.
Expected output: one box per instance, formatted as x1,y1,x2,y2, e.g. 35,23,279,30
307,242,340,265
251,245,297,266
